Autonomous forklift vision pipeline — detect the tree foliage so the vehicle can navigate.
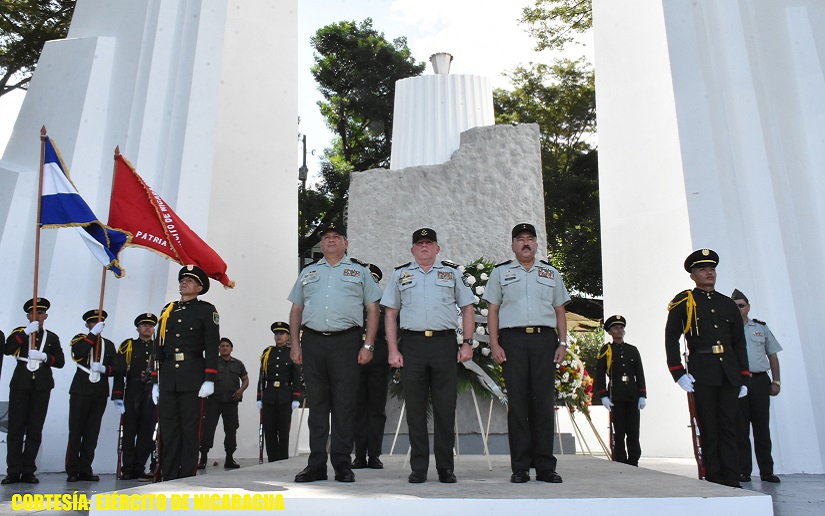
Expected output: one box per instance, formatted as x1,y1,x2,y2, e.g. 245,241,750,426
494,59,601,296
0,0,75,98
520,0,592,52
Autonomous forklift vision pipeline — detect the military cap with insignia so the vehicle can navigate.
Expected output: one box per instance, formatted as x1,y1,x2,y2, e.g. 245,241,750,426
368,263,382,283
83,309,108,322
318,221,346,238
135,313,158,327
179,264,210,294
512,223,537,238
271,321,290,334
684,248,719,272
412,227,437,243
24,297,51,313
604,314,627,330
731,289,749,304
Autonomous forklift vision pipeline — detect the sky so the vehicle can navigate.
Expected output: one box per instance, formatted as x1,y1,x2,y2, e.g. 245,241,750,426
0,0,593,182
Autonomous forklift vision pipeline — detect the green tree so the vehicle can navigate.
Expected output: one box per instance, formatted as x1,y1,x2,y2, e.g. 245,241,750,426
494,59,601,295
521,0,592,52
0,0,75,98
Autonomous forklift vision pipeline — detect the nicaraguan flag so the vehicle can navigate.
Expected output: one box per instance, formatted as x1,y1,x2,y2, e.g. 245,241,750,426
40,137,130,277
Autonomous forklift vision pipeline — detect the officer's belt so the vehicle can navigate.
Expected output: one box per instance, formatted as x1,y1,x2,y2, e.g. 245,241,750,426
266,380,285,387
164,351,201,361
402,329,454,337
501,326,553,334
301,326,361,337
691,344,725,354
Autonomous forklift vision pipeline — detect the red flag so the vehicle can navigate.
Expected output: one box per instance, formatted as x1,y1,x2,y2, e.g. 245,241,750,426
108,154,234,288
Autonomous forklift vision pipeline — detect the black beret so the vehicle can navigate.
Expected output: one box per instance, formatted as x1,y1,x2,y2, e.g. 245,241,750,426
512,223,537,238
24,297,50,313
318,221,346,238
135,313,158,327
368,263,383,282
412,228,437,244
684,249,719,272
179,265,210,294
604,315,626,330
83,309,108,323
271,321,290,334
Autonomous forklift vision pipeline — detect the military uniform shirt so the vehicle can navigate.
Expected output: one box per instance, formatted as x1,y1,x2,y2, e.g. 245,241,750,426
4,328,65,390
213,357,248,403
381,261,475,330
257,345,302,405
482,260,571,328
288,255,382,332
155,298,220,391
744,319,782,373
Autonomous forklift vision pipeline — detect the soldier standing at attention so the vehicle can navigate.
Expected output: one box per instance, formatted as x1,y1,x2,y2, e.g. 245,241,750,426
289,222,381,483
199,337,249,470
257,322,302,462
153,265,220,480
66,310,121,482
382,228,475,484
483,223,570,484
665,249,750,488
115,313,159,480
595,315,647,466
2,298,65,485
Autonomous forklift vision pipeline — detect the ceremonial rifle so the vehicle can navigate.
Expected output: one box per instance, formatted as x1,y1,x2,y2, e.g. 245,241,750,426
116,414,124,479
683,345,705,480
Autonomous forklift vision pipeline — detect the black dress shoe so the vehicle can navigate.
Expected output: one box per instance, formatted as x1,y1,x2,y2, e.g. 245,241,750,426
119,471,137,480
510,470,530,483
739,473,752,482
21,473,39,484
408,471,427,483
138,471,154,481
351,457,368,469
79,473,100,482
368,456,383,469
760,474,781,483
294,466,327,483
536,470,563,483
224,458,240,469
437,469,457,483
1,474,20,485
66,473,79,482
334,467,355,482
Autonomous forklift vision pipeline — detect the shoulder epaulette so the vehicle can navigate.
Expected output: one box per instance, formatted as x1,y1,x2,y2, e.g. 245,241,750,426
10,326,25,335
753,318,767,325
119,339,133,354
350,257,368,267
494,260,513,268
198,300,216,308
667,290,691,311
539,259,552,266
71,333,88,345
301,258,320,270
395,261,412,270
441,260,460,269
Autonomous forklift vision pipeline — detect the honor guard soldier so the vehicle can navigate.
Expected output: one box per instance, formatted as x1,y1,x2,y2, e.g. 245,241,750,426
289,222,382,483
483,223,570,484
153,265,221,480
115,313,159,480
731,289,782,483
382,228,475,484
2,298,65,485
199,337,249,469
595,315,647,466
66,310,121,482
352,264,390,470
257,322,302,462
666,249,750,488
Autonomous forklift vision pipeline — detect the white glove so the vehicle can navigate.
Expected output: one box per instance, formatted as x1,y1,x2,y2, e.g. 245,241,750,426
152,384,159,405
28,349,47,361
198,381,215,398
677,373,695,393
24,321,40,335
291,400,300,410
257,400,263,411
90,321,105,335
638,397,647,410
90,362,106,373
601,397,613,411
113,399,125,414
738,385,748,398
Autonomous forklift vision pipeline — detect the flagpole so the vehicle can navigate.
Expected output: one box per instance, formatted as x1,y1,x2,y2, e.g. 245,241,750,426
31,127,47,351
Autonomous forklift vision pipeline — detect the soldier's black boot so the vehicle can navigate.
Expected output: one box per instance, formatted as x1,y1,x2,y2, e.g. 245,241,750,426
224,453,240,469
198,452,208,470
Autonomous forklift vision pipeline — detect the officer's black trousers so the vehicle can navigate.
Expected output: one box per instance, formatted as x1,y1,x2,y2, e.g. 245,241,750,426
65,393,107,476
301,331,361,471
262,401,292,461
694,380,739,486
611,400,641,466
159,389,202,480
6,388,50,476
200,398,239,454
121,382,156,475
354,342,389,460
401,333,457,473
737,372,774,475
500,328,559,474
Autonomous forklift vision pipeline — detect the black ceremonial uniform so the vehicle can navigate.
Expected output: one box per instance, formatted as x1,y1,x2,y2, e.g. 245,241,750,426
595,342,646,465
114,337,156,478
66,333,120,479
155,299,220,480
3,327,65,478
257,345,301,461
666,288,749,486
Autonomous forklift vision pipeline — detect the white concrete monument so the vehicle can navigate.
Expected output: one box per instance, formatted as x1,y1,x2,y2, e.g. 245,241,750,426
0,0,298,472
594,0,825,472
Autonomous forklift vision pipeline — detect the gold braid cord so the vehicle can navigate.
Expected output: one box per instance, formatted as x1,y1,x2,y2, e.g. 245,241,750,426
157,302,176,347
260,347,273,374
597,344,613,374
119,339,133,371
668,290,698,335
